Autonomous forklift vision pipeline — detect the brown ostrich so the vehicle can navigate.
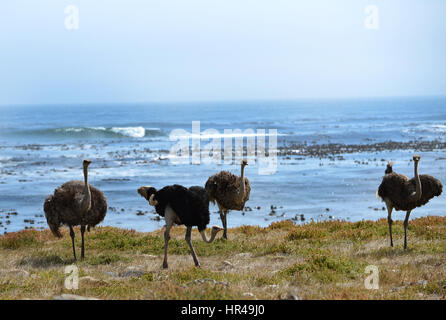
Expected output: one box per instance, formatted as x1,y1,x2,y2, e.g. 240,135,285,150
377,155,442,249
205,159,251,239
43,159,107,260
137,185,223,268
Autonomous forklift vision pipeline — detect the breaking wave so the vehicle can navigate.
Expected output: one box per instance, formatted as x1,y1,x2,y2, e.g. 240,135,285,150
29,126,165,139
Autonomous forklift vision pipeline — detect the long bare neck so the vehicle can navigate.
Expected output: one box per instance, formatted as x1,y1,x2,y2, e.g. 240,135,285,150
236,165,246,202
80,166,91,212
200,229,218,243
410,161,422,201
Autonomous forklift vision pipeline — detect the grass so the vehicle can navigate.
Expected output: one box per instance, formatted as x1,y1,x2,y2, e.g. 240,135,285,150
0,216,445,300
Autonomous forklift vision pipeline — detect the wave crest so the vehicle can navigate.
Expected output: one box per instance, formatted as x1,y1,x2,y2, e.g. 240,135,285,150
36,126,164,139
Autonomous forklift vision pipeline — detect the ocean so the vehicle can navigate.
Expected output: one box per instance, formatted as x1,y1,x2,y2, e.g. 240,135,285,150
1,97,446,234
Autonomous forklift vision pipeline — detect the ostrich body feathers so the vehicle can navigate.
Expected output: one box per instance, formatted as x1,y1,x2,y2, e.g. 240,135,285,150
44,180,107,238
205,171,251,211
143,184,211,232
378,173,442,211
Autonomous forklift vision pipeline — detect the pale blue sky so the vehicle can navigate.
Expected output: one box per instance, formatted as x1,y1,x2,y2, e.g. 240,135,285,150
0,0,445,105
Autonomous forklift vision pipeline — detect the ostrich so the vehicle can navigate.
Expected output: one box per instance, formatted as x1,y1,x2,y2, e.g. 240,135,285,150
205,159,251,239
43,159,107,260
377,155,442,249
385,161,394,174
137,184,223,268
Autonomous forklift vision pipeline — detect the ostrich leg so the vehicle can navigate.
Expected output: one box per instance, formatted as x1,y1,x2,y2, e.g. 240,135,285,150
403,210,411,250
162,223,172,269
218,203,228,239
220,212,228,239
185,226,200,267
385,202,394,247
69,226,77,261
80,225,86,259
162,205,175,269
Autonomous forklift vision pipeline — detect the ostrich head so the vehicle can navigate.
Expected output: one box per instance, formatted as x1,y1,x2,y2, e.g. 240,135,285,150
211,225,224,235
413,154,421,162
385,161,393,174
200,225,224,243
137,186,158,205
241,159,248,167
83,159,92,168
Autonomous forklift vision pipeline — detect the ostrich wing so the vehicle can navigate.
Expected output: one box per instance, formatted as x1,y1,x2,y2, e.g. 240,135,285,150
44,181,107,235
84,185,107,228
412,174,443,207
378,172,442,211
378,173,412,210
205,171,250,210
51,181,86,225
186,186,211,231
153,185,210,230
43,195,62,238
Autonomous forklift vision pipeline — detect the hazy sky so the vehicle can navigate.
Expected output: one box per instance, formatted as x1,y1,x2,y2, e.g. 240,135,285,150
0,0,445,105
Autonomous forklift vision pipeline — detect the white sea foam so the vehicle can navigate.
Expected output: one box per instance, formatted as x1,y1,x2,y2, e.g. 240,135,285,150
173,131,287,140
430,124,446,132
404,124,446,134
110,126,146,138
90,126,107,131
53,126,147,138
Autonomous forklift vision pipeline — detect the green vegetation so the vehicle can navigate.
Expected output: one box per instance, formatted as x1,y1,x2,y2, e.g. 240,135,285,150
0,216,445,299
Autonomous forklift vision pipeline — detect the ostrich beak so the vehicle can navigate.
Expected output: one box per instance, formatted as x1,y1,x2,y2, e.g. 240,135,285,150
137,187,147,198
211,225,224,232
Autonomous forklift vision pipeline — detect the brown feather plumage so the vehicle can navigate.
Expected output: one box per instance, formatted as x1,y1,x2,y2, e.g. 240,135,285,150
43,180,107,237
378,173,442,211
205,170,251,211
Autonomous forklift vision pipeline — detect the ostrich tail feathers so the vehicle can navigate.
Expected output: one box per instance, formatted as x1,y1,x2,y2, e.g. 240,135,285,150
49,224,63,238
375,190,379,200
207,193,216,205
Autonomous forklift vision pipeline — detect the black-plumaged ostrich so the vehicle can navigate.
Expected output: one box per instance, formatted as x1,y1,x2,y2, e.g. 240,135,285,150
205,159,251,239
377,155,442,249
43,159,107,260
137,184,223,268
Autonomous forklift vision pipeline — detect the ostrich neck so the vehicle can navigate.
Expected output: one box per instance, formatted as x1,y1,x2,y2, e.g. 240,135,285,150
200,229,218,243
80,166,91,213
410,161,422,202
236,165,246,202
